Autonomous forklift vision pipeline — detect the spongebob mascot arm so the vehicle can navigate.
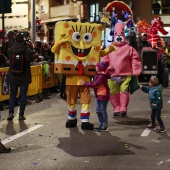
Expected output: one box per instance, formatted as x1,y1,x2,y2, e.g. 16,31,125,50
51,34,70,54
100,42,117,57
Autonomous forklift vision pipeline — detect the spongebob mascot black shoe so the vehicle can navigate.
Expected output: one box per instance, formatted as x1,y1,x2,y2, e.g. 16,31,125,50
81,122,94,130
65,119,77,128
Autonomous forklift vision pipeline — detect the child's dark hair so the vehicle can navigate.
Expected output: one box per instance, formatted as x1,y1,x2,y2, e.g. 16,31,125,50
149,76,159,86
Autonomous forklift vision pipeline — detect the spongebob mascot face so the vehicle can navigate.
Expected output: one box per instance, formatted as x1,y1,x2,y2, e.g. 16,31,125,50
54,21,102,76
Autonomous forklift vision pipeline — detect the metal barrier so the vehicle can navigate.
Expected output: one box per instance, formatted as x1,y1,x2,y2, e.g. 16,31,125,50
0,67,10,101
42,63,55,89
27,65,43,96
0,64,58,102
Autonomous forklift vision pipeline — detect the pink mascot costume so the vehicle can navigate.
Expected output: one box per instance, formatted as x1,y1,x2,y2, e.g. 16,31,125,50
102,22,142,117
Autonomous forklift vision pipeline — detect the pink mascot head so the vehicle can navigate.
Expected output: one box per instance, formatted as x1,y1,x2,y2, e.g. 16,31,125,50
114,22,127,46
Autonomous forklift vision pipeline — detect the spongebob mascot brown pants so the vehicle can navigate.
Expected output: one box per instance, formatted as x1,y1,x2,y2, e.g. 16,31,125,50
65,75,94,130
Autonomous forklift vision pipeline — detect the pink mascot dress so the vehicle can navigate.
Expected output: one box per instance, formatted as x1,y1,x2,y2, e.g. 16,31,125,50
102,22,142,117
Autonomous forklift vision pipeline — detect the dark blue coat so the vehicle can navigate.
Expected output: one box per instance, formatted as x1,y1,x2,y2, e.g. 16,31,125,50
141,85,163,109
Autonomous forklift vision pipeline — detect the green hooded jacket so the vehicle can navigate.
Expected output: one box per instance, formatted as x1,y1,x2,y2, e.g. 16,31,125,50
141,84,163,109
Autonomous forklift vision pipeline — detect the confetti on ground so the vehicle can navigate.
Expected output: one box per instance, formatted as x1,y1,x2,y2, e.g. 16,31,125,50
118,140,122,142
163,116,166,118
124,144,128,147
85,161,89,163
32,162,38,165
157,161,163,165
152,140,160,143
156,153,159,156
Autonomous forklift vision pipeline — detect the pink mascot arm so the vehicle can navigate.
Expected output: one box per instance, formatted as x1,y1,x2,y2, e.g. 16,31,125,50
131,48,142,76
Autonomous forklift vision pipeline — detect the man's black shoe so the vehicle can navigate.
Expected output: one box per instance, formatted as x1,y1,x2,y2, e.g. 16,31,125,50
7,114,14,121
18,115,26,121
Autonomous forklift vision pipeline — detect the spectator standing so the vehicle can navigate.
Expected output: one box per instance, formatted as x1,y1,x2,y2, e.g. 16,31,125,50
129,31,138,52
7,34,34,121
139,33,152,53
140,76,165,132
4,31,16,58
82,61,110,131
165,41,170,72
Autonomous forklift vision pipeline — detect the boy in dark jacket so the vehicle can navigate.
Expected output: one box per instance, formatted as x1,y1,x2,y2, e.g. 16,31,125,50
140,76,165,132
82,61,110,131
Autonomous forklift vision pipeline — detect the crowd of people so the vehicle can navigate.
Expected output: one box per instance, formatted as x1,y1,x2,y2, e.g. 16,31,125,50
0,31,66,98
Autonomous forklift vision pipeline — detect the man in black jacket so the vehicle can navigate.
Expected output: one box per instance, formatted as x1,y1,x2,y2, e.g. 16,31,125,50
7,34,34,121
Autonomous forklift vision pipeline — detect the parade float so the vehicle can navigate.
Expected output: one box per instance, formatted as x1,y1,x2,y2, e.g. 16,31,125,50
136,17,168,48
100,0,135,47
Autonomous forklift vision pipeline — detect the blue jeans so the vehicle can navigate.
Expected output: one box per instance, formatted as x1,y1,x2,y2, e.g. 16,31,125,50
151,109,164,128
9,84,29,116
96,100,108,125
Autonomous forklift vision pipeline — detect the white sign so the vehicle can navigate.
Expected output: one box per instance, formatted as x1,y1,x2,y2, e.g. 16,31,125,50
158,27,170,37
161,16,170,24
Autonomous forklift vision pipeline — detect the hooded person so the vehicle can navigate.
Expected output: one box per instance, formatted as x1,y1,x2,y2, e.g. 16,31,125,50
6,34,34,121
139,33,152,53
97,61,109,72
82,61,110,131
101,21,142,117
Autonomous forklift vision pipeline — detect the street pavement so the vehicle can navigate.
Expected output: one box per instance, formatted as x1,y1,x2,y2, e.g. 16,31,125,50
0,87,170,170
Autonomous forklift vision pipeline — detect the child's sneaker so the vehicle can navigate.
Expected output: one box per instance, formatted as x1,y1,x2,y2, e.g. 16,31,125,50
159,128,166,133
99,124,108,132
94,123,102,131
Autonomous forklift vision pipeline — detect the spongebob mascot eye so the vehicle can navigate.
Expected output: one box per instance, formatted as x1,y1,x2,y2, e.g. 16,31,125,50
83,33,92,43
72,32,81,41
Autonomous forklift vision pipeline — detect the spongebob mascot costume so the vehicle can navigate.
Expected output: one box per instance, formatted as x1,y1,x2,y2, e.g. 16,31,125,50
51,21,115,130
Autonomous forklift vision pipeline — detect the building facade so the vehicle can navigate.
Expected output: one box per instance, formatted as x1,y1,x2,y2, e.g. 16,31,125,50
37,0,170,41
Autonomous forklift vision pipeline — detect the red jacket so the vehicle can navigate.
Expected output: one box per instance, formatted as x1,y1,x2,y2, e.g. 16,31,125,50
84,72,110,100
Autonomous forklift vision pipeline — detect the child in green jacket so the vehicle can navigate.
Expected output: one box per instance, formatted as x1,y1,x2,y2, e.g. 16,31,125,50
140,76,165,133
